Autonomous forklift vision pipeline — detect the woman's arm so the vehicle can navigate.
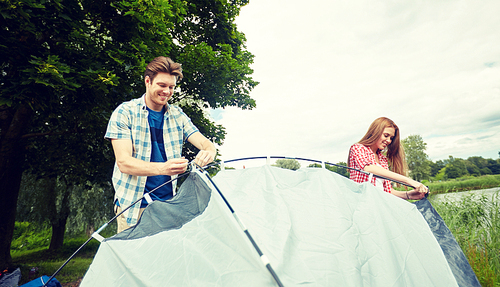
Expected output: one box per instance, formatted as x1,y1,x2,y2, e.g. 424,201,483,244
363,164,428,200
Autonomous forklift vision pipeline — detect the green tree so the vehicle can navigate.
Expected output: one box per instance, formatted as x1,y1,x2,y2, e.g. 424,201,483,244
273,159,301,171
429,160,445,177
445,165,464,179
402,135,431,181
486,158,500,174
464,161,480,176
16,175,73,251
1,0,256,268
465,156,500,176
480,167,492,175
331,161,349,178
434,167,446,181
19,112,115,251
467,156,489,170
17,173,115,241
444,156,468,179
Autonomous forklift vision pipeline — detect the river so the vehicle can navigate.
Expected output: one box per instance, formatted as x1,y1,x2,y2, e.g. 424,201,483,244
430,187,500,203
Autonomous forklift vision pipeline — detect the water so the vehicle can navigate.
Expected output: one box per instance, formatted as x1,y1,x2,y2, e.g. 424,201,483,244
430,187,500,203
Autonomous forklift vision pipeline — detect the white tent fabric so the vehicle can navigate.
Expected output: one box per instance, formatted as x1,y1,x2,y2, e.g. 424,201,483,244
80,170,274,286
81,165,459,286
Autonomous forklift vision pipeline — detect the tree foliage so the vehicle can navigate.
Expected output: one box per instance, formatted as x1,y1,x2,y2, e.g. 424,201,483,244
17,172,115,240
429,160,446,177
444,156,468,179
398,136,500,181
442,156,500,180
273,159,301,171
1,0,256,268
402,134,431,181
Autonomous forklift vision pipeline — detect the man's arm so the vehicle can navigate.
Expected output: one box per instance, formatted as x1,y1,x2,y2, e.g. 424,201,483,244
111,139,188,176
187,132,216,167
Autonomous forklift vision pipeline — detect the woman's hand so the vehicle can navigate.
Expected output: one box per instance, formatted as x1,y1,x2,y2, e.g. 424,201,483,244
411,181,428,194
406,189,427,200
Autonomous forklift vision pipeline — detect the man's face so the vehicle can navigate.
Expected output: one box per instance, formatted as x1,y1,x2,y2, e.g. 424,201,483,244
145,72,177,111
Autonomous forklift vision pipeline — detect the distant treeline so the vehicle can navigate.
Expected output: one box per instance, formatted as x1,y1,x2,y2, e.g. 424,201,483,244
428,155,500,181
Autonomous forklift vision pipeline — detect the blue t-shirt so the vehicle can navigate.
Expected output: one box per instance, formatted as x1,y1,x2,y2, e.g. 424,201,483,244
141,107,173,207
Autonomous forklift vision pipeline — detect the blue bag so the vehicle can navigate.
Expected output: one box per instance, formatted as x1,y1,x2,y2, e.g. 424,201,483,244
20,276,61,287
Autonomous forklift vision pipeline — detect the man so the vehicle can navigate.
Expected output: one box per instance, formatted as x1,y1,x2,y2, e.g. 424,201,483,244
105,56,216,233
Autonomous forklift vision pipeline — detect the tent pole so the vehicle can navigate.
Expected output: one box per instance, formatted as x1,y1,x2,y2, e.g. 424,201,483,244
207,156,417,189
195,165,285,287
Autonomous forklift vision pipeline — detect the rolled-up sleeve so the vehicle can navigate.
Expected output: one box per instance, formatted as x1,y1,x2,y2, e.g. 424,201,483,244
105,105,132,140
350,144,377,170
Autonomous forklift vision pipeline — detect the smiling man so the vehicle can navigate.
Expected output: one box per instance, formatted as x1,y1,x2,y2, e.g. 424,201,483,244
105,56,216,233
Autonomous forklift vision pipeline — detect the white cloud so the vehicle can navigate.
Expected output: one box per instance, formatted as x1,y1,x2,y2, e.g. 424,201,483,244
212,0,500,166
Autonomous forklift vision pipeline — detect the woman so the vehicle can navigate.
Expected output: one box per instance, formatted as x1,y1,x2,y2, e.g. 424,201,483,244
348,117,428,200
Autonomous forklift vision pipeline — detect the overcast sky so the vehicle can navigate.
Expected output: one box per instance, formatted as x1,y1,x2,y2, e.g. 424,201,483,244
210,0,500,168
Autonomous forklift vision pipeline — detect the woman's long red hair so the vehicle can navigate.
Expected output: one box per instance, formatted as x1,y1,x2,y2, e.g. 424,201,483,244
355,117,408,176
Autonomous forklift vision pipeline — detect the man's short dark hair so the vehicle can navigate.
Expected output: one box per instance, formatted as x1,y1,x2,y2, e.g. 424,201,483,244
144,56,183,82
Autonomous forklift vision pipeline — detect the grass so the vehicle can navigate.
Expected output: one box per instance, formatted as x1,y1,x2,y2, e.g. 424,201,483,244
466,241,497,287
425,174,500,194
11,229,113,285
430,191,500,287
14,255,93,285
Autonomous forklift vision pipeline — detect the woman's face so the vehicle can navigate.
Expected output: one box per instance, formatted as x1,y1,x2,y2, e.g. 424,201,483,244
371,127,395,153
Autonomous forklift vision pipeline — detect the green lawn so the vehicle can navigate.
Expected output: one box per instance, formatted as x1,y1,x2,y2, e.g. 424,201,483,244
12,236,101,285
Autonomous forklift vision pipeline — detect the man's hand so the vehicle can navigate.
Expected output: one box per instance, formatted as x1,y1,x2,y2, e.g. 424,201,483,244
187,132,216,167
194,150,215,167
163,158,189,175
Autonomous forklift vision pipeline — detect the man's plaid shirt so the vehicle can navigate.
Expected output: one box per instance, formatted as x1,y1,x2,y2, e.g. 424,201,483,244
105,95,199,226
348,143,392,194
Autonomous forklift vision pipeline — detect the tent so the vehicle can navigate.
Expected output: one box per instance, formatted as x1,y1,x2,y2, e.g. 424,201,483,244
80,163,480,286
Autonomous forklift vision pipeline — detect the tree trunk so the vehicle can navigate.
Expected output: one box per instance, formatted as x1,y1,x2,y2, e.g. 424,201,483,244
0,104,33,269
48,181,72,251
86,225,95,238
49,218,68,251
